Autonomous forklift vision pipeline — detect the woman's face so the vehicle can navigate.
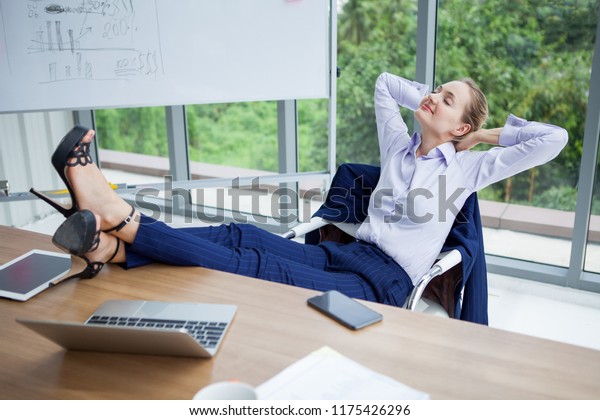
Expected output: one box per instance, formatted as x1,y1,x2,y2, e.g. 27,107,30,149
415,80,472,140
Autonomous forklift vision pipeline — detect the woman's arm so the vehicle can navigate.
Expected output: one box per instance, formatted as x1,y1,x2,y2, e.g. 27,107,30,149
374,73,429,155
457,114,568,191
454,127,503,151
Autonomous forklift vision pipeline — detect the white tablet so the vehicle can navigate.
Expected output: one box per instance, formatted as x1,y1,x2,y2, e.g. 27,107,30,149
0,249,71,301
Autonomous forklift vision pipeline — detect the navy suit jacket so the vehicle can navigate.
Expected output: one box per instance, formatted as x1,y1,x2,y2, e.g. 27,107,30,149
310,163,488,325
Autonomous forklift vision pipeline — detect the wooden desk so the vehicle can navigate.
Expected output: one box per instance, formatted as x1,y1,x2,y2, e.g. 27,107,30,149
1,225,599,400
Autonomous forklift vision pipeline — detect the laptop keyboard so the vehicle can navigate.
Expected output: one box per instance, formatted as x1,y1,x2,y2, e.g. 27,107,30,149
86,316,228,349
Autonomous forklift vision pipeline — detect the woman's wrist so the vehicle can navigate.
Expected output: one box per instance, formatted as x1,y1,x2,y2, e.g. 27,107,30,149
478,128,502,145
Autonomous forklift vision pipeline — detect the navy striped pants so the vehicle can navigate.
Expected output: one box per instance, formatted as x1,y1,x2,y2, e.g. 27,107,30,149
123,215,412,307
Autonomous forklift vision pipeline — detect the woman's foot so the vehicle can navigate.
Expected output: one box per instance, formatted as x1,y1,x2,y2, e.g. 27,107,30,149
85,214,126,265
30,125,92,217
53,211,125,280
65,130,140,243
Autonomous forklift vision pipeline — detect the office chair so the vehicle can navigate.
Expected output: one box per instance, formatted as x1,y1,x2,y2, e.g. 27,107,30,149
283,163,489,324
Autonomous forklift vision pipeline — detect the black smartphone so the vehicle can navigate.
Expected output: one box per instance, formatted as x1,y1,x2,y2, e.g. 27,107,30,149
307,290,383,330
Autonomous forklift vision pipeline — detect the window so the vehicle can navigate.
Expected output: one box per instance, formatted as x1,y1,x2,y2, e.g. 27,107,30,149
585,132,600,273
95,107,168,187
298,98,329,173
336,0,419,166
186,102,278,173
437,0,598,268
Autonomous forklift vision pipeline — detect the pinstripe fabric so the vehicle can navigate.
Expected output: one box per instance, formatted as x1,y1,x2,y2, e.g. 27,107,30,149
125,215,412,306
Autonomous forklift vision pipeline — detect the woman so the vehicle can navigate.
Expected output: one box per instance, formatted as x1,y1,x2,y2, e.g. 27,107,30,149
31,72,568,307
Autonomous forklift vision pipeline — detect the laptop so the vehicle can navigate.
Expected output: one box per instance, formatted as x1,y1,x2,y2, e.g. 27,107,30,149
16,299,237,358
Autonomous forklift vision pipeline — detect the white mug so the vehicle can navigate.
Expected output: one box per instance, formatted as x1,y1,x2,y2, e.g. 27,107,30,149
193,381,257,400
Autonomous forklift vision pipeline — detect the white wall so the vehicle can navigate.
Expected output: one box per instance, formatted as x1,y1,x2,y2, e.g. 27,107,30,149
0,111,74,227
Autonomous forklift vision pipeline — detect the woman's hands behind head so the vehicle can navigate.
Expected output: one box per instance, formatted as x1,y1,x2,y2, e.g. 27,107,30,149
453,127,502,152
453,131,480,152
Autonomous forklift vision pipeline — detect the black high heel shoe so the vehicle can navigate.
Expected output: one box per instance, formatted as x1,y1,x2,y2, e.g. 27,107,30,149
52,210,122,281
30,125,92,218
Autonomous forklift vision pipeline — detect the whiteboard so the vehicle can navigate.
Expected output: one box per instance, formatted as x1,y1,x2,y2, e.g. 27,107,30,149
0,0,330,113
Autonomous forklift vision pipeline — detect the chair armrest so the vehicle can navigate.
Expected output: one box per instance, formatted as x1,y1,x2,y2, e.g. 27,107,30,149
404,249,462,312
281,217,328,239
433,249,462,275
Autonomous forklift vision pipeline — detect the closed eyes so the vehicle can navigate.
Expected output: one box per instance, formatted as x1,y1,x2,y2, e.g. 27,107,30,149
433,85,453,106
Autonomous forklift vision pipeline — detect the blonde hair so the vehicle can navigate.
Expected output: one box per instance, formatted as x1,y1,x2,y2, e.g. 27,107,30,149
458,77,488,135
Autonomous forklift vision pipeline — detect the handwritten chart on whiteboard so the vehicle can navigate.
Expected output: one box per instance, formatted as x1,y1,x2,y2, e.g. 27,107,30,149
0,0,329,113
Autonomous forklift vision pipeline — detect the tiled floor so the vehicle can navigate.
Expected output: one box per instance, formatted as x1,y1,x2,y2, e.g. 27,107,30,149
487,273,600,351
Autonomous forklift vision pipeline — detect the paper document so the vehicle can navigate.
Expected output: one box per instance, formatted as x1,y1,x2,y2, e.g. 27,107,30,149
256,346,429,400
